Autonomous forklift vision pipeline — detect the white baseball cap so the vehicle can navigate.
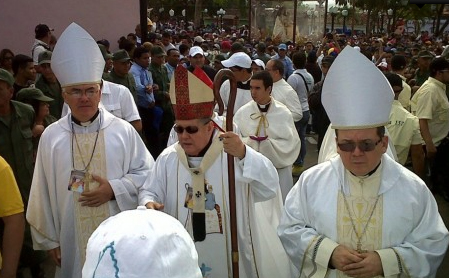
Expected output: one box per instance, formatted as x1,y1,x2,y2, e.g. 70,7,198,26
189,46,204,57
252,59,265,69
221,52,252,69
82,206,202,278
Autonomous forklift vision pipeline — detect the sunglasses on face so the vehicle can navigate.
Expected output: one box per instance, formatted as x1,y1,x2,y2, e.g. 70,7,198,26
174,120,210,134
337,139,382,152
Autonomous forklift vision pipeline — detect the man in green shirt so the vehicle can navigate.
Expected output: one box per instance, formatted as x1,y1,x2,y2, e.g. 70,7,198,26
149,46,174,155
104,49,137,102
0,68,46,278
34,50,64,119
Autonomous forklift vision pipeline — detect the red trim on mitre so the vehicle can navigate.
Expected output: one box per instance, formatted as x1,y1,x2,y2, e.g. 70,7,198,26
173,65,214,120
192,67,213,89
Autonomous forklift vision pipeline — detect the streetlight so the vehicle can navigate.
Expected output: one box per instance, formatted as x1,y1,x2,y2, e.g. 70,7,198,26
387,9,393,33
217,8,226,33
342,9,348,34
431,4,437,34
201,8,208,27
329,6,339,32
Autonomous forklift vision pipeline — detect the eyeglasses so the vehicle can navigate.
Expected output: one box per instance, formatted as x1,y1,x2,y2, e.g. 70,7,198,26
440,69,449,73
65,88,99,98
337,138,382,152
174,121,209,134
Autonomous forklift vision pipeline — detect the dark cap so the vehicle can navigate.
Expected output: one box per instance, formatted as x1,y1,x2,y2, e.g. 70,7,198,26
112,49,131,62
38,50,52,65
418,50,434,58
97,39,110,47
16,88,54,103
0,68,14,87
391,55,407,71
214,54,226,63
35,24,53,38
150,46,166,57
321,55,335,66
98,44,113,60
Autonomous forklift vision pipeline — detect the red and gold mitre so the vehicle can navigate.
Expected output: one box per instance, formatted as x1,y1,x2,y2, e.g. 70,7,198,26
169,65,215,120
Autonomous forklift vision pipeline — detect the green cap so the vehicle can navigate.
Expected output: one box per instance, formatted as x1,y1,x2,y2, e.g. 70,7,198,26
214,54,226,62
150,46,166,57
98,44,113,60
0,68,14,87
38,50,52,65
112,49,131,62
418,50,434,58
16,88,54,102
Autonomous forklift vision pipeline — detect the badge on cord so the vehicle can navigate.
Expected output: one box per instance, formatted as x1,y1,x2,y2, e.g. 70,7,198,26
68,170,86,193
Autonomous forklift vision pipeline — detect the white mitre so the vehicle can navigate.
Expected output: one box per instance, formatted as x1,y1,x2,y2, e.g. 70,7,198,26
51,22,105,87
322,46,394,129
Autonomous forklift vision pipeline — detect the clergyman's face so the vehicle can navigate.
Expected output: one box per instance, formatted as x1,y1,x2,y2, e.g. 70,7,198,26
63,84,101,122
250,79,271,105
176,118,214,156
336,128,388,176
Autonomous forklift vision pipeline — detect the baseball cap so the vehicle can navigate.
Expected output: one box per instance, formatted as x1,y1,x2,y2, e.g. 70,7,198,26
418,50,434,58
16,88,54,103
214,54,226,63
82,207,202,278
189,46,204,57
0,68,14,87
194,35,205,43
38,50,52,65
252,59,265,69
112,49,131,62
35,24,53,38
278,44,287,50
221,41,232,50
98,44,112,60
321,55,335,66
151,46,166,57
221,52,252,68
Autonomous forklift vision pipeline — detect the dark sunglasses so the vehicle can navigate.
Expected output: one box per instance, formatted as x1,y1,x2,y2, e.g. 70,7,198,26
337,139,382,152
174,121,209,134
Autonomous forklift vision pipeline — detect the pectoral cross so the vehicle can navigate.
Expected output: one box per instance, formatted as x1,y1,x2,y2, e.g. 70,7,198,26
356,242,368,253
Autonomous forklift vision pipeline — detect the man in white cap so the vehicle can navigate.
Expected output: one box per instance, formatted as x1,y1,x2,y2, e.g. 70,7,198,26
140,66,292,278
219,52,253,114
82,207,202,278
26,23,154,278
278,47,448,278
188,46,216,81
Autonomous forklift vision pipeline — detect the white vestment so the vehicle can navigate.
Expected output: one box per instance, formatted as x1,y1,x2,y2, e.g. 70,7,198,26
278,154,449,278
62,80,140,123
234,99,300,201
218,79,253,116
26,109,154,278
139,134,295,278
271,79,303,122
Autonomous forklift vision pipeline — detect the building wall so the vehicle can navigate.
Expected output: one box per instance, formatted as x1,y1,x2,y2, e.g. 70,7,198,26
0,0,140,56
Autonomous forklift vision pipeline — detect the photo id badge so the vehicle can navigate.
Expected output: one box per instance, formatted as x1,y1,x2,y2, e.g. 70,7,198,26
184,183,194,209
68,170,86,193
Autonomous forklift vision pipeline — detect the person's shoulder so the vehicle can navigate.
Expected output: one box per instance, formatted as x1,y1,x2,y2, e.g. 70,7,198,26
11,100,34,116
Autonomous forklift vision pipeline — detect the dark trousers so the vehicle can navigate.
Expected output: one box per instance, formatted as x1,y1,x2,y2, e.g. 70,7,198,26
294,111,310,166
431,137,449,197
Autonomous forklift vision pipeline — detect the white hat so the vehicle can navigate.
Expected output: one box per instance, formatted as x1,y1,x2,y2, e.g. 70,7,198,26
353,46,361,52
322,46,394,129
189,46,204,57
51,22,105,87
82,206,202,278
221,52,252,69
194,35,205,43
252,59,265,69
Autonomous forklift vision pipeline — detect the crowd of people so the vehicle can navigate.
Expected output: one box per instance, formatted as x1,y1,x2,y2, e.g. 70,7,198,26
0,19,448,278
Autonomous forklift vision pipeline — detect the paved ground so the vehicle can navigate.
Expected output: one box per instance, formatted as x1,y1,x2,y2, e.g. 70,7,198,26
28,134,449,277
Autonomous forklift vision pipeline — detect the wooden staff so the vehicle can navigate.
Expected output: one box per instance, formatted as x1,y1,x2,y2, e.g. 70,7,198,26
213,69,239,278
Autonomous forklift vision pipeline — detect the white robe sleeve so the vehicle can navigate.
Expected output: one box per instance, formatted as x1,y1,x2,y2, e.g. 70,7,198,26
236,146,278,202
277,175,337,276
108,127,154,211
